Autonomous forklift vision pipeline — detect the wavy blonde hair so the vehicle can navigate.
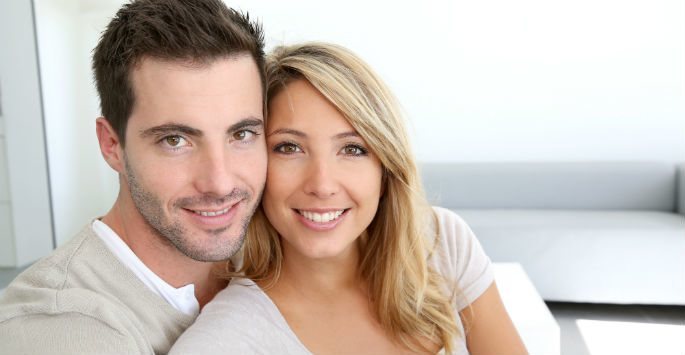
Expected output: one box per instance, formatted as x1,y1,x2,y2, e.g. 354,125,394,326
227,42,460,352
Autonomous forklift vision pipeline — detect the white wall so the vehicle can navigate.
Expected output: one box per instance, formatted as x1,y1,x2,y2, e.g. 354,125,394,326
0,0,54,266
236,0,685,163
34,0,119,246
33,0,685,244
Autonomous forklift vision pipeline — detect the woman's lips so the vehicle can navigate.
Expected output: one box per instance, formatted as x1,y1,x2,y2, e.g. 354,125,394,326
293,208,349,231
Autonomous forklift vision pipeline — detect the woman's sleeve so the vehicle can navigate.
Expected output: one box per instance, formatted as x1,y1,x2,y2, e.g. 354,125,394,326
433,206,495,311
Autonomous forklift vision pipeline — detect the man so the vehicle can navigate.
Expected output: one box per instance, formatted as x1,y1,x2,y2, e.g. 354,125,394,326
0,0,267,353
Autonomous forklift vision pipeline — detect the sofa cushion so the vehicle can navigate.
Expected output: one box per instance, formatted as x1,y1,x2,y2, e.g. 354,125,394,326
454,209,685,304
455,209,685,231
422,162,677,211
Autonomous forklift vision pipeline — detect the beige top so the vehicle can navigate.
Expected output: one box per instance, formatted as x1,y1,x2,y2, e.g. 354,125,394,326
171,207,494,354
0,224,195,354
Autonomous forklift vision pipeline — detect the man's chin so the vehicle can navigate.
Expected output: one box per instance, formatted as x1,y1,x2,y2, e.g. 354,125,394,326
174,229,245,262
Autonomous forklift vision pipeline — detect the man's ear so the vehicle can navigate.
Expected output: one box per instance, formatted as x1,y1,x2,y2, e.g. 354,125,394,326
96,117,125,173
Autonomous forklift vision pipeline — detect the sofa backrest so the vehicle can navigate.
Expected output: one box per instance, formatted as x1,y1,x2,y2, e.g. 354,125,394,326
420,162,677,211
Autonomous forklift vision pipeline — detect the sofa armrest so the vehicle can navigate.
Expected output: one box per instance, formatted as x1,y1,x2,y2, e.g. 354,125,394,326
678,163,685,216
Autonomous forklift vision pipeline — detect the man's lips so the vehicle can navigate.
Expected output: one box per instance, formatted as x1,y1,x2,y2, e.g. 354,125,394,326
186,206,231,217
181,198,243,215
181,200,243,226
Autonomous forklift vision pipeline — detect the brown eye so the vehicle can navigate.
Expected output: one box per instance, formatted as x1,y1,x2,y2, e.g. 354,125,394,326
341,145,367,156
165,136,184,147
233,130,256,141
274,143,301,154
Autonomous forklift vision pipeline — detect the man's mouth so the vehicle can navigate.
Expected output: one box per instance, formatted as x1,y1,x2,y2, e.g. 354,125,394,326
295,209,348,223
188,206,231,217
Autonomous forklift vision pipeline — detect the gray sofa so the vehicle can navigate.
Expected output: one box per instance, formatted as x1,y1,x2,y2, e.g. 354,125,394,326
421,162,685,305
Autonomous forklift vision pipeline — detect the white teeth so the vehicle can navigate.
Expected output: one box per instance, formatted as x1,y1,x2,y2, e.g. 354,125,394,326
193,207,230,217
299,210,345,223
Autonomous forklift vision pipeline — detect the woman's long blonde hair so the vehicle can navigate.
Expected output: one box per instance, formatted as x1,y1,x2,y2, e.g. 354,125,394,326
229,42,460,352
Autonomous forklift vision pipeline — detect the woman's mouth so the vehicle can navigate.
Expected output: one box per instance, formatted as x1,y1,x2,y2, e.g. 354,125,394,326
294,208,350,230
296,209,346,223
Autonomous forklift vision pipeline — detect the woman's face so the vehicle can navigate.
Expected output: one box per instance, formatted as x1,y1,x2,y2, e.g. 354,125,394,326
263,79,383,261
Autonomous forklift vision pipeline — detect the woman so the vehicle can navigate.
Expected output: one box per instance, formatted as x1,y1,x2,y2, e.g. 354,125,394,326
171,43,526,354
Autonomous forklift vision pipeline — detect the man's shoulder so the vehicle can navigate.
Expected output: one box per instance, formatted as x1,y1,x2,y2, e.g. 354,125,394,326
3,224,110,293
0,279,133,321
0,223,189,354
0,224,139,326
0,285,151,354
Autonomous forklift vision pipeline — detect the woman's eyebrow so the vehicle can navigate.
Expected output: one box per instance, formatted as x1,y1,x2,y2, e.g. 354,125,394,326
333,131,360,139
266,129,360,139
267,128,306,138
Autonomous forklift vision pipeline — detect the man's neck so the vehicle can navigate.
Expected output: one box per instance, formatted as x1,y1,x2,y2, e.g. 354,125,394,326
101,196,225,308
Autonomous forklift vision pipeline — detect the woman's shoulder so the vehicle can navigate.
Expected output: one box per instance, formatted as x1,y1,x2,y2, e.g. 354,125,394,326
428,206,495,311
429,206,475,251
431,205,468,225
204,278,268,312
170,278,307,354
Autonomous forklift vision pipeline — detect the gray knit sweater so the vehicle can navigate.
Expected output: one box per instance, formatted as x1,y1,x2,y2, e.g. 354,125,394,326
0,224,195,354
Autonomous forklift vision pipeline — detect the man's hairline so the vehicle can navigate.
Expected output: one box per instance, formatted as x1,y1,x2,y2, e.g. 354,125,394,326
130,51,256,71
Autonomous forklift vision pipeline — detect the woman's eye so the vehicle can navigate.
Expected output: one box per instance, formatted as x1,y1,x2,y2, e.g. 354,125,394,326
162,135,189,148
233,130,256,141
341,145,367,156
274,142,302,154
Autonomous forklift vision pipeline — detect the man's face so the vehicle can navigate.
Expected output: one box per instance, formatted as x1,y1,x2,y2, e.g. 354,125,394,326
122,55,266,262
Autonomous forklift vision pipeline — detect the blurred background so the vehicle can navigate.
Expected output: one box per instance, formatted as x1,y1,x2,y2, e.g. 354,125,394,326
2,0,684,248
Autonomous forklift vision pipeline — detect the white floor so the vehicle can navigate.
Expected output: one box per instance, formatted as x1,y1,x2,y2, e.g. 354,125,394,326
494,263,559,354
547,302,685,355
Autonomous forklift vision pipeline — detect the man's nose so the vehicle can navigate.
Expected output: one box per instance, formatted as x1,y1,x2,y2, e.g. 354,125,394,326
193,145,236,197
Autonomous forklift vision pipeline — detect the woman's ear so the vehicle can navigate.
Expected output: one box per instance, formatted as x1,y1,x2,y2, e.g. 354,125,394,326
96,117,125,173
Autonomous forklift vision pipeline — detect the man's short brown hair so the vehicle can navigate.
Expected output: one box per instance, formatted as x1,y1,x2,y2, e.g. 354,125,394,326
92,0,265,145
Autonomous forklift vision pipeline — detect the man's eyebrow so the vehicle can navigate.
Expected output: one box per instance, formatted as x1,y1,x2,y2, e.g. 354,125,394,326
140,124,202,138
139,117,263,139
267,128,306,138
227,117,264,133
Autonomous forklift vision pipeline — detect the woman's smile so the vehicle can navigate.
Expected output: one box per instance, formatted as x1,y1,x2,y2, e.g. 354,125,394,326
293,208,350,231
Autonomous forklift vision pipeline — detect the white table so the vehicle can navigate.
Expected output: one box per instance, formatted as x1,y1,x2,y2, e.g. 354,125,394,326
493,263,560,355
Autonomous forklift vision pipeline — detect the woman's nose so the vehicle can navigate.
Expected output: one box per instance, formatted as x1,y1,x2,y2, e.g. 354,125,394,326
301,158,340,199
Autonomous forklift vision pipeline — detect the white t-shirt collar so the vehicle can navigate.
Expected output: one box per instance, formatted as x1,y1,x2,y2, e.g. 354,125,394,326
92,220,200,316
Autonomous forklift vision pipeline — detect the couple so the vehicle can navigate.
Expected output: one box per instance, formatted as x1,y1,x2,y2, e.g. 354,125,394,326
0,0,525,354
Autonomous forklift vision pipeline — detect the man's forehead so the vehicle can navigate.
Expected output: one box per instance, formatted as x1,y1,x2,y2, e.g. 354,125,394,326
131,54,251,73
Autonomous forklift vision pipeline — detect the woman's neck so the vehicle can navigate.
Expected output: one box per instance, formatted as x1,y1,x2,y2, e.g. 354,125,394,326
273,240,363,298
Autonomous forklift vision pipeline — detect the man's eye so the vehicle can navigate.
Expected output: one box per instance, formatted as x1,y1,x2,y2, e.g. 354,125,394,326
162,135,189,148
233,130,256,141
341,145,367,156
274,142,302,154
